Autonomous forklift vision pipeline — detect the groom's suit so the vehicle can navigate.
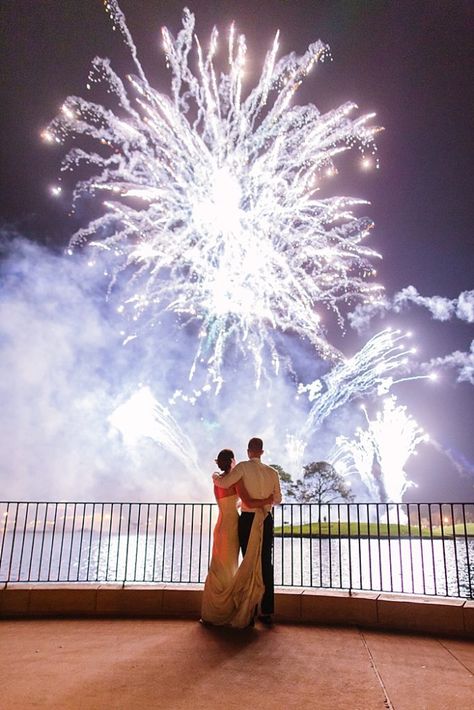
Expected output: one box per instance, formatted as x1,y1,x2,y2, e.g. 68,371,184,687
214,458,282,615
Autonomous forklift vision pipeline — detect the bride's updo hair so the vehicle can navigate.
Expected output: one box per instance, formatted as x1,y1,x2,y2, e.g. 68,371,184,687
216,448,234,474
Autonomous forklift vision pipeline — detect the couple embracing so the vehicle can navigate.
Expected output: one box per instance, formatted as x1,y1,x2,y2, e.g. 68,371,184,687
201,437,282,628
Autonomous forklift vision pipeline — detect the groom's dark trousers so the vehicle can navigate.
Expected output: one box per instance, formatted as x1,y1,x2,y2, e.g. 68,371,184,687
238,511,274,615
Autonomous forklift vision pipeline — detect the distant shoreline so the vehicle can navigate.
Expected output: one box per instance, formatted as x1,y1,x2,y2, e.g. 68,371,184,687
274,522,474,539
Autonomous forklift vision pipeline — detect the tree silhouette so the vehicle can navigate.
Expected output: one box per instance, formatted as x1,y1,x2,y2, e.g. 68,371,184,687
288,461,354,504
270,463,293,498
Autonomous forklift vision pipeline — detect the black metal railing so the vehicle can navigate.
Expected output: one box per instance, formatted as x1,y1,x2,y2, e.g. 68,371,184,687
1,501,473,598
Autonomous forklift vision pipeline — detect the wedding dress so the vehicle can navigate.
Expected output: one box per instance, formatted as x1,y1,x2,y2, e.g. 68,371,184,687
201,487,265,628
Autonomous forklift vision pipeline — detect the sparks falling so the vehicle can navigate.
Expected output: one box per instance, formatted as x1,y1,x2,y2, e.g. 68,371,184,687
45,2,383,388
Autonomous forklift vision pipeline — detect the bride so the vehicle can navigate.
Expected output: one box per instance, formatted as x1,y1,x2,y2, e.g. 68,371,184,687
201,448,273,628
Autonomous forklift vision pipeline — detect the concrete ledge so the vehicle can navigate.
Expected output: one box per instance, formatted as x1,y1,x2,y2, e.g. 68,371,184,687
463,600,474,634
377,592,466,636
163,583,202,617
0,583,472,637
96,583,125,616
29,583,98,617
300,588,379,627
0,583,32,617
274,587,303,622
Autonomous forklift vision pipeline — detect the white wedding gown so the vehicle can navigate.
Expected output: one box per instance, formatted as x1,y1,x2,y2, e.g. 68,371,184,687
201,490,265,628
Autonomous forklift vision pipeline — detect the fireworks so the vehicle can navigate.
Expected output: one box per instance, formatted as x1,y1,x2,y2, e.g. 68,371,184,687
300,328,432,433
41,3,443,502
332,396,429,502
46,2,382,388
108,386,199,475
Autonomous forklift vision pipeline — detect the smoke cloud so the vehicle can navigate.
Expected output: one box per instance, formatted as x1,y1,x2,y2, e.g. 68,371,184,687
420,340,474,385
0,230,330,502
348,286,474,331
1,231,472,503
348,286,474,385
429,438,474,481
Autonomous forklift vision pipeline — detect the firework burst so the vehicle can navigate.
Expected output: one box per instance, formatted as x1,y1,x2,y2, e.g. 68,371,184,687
333,395,429,502
45,2,383,388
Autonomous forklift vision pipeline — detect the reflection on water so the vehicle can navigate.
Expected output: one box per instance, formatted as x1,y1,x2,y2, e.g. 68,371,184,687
274,536,474,598
1,530,473,599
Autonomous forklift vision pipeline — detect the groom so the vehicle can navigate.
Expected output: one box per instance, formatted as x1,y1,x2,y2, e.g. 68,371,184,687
213,437,282,626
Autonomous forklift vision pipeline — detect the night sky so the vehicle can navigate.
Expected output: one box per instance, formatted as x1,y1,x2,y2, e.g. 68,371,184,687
0,0,473,501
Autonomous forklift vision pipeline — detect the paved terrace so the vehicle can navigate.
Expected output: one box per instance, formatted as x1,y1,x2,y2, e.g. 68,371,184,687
2,617,474,709
1,584,473,708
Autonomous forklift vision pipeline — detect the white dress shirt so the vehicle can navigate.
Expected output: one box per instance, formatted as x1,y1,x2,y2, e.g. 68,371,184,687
213,458,283,513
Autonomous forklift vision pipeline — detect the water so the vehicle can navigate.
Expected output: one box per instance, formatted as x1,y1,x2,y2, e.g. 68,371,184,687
275,536,474,598
1,528,473,599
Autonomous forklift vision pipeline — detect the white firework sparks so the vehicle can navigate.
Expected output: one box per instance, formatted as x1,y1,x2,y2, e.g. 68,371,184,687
301,328,433,432
45,2,383,388
333,395,429,502
108,386,200,475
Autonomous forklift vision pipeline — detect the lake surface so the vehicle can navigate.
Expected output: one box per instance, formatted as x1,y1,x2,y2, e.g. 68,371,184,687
1,530,473,598
1,501,473,598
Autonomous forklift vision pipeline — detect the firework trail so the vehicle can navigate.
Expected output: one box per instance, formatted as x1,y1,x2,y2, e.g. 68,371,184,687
332,395,429,502
347,287,474,390
300,328,433,434
331,428,379,500
108,386,200,475
45,2,383,389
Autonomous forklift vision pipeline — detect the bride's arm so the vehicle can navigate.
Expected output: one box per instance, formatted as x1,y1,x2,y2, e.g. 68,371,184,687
236,480,273,508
